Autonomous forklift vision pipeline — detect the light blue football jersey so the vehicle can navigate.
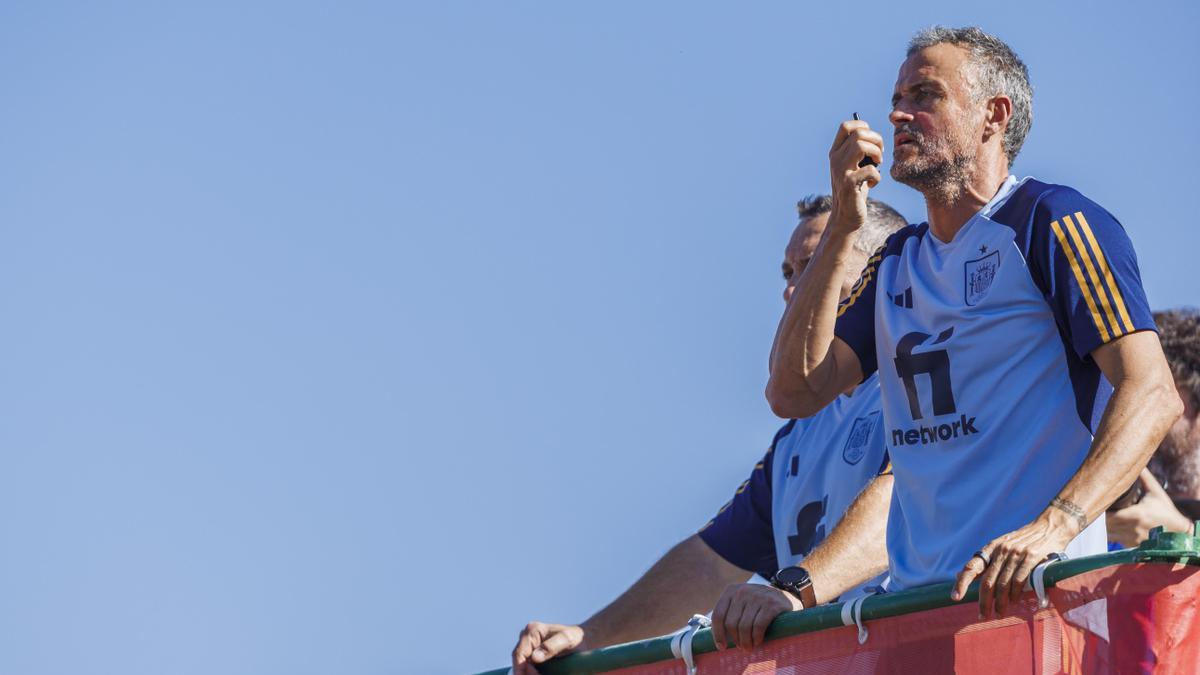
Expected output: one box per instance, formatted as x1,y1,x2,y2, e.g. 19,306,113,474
701,374,889,600
834,176,1155,590
770,373,889,598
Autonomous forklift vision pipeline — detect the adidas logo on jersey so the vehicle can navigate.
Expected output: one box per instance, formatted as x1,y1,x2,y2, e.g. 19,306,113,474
887,286,914,309
890,414,979,446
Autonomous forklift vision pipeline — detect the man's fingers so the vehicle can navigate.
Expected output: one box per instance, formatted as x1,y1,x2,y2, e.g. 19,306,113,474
710,592,732,650
531,631,575,663
993,551,1025,617
513,623,545,672
855,139,885,164
725,600,750,650
1010,554,1042,604
978,549,1007,619
735,600,758,651
751,605,779,648
832,127,885,162
1139,468,1167,496
848,165,882,189
512,639,532,674
513,624,541,661
831,120,871,151
952,556,985,601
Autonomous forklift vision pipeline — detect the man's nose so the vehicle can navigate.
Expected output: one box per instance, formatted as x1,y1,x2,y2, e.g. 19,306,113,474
889,107,912,127
784,285,795,303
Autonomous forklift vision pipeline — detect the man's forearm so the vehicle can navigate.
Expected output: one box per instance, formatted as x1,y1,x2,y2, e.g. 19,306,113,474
1044,366,1182,536
579,535,749,650
799,475,892,604
767,225,860,418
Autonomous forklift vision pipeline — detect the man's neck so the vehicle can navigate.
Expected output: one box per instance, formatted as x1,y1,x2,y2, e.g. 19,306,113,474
924,160,1010,242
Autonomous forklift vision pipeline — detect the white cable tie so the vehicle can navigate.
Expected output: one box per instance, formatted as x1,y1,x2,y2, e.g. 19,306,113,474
839,595,869,644
852,595,869,644
669,614,711,675
1031,551,1068,609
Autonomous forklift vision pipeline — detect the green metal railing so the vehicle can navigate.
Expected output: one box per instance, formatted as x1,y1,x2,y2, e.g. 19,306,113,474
480,524,1200,675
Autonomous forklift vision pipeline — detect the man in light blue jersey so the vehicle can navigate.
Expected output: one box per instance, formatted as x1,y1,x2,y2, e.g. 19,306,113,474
511,197,907,673
767,26,1182,620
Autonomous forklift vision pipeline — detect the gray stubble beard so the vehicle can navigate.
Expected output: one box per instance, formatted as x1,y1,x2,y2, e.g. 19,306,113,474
891,149,975,207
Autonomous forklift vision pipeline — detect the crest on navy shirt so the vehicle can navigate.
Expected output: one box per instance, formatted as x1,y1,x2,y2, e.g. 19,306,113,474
964,250,1000,306
842,411,879,465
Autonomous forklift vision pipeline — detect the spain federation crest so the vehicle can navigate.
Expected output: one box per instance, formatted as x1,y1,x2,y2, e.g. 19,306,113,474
843,411,879,465
964,250,1000,306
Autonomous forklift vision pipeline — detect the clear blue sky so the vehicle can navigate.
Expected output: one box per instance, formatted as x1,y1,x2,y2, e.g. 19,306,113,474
1,2,1196,674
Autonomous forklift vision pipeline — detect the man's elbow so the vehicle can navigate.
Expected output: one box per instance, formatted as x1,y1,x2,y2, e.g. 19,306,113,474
1156,378,1186,425
765,377,821,419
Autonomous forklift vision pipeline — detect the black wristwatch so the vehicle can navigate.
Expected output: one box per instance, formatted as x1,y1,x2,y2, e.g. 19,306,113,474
770,566,816,608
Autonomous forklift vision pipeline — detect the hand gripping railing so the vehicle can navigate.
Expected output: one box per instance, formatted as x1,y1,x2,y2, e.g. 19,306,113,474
480,523,1200,675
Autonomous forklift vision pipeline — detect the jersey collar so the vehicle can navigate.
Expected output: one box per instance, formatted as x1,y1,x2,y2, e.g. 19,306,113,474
978,174,1026,219
928,175,1028,249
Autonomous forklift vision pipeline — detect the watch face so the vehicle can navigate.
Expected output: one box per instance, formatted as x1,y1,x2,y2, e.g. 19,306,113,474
775,566,810,587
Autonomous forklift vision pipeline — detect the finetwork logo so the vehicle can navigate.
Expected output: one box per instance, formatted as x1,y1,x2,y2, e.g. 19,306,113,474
889,327,981,446
891,414,979,446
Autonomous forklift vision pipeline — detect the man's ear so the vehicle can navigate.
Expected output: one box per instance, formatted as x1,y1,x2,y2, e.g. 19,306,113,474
982,95,1013,143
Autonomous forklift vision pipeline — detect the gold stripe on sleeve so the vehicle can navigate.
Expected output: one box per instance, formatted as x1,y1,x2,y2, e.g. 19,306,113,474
1050,219,1112,342
1062,214,1122,339
1073,211,1136,334
836,254,881,317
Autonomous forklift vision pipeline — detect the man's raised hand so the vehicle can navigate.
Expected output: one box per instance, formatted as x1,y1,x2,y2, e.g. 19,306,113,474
828,120,884,231
511,621,585,675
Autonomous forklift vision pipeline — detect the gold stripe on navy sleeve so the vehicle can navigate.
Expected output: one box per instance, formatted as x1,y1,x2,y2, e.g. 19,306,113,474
836,246,884,317
1060,214,1122,338
1050,218,1111,342
1073,211,1136,335
700,499,734,531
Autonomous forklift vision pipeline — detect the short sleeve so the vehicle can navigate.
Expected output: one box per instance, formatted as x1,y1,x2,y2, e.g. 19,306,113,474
697,421,794,577
833,245,885,377
1032,188,1155,358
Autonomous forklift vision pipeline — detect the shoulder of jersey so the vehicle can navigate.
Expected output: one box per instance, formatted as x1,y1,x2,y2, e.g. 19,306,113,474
860,224,927,268
990,178,1107,233
770,419,799,450
882,223,926,255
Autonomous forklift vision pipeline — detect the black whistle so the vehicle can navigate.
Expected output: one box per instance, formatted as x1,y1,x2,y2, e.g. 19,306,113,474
853,112,878,168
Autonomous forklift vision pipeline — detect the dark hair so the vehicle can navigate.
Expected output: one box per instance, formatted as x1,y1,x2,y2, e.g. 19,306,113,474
796,195,908,253
908,26,1033,165
1155,308,1200,402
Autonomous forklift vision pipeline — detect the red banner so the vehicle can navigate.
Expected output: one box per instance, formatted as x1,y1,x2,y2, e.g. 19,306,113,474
609,564,1200,674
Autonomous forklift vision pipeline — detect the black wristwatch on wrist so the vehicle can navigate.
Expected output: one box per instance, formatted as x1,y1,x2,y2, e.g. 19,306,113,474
770,565,816,608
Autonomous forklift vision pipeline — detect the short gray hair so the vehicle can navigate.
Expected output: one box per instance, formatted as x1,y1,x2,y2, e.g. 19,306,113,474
796,195,908,254
907,26,1033,166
